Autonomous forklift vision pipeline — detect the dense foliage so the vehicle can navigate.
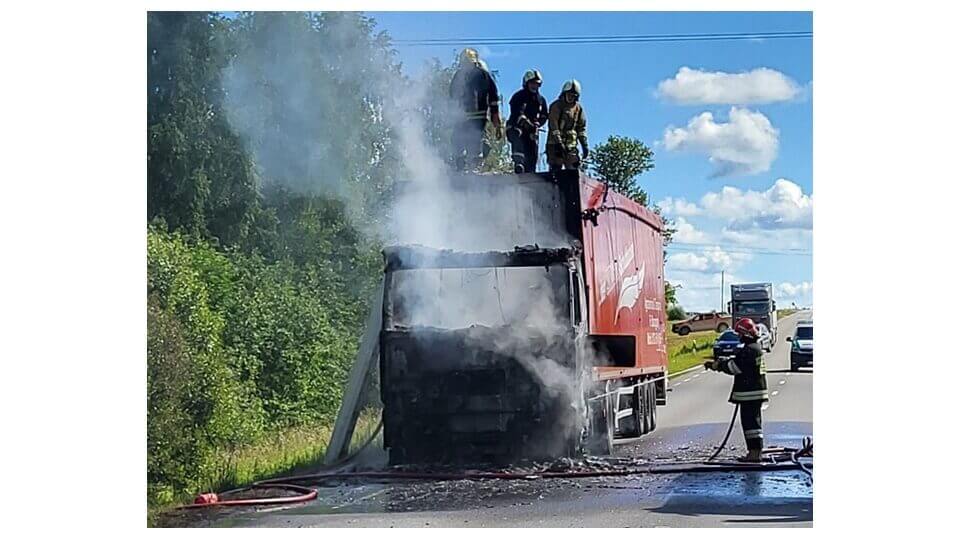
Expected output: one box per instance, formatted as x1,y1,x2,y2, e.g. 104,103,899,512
146,12,398,506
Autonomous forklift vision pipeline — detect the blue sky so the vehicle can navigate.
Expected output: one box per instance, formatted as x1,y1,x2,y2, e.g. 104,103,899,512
368,11,813,312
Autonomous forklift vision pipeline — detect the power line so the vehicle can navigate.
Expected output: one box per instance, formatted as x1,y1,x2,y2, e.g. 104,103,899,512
392,30,812,47
667,244,812,257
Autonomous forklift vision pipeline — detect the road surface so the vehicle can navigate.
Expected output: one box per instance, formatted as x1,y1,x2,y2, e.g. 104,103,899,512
174,312,813,528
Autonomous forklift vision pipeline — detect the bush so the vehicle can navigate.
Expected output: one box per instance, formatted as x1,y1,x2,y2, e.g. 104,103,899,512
147,225,373,506
667,304,687,321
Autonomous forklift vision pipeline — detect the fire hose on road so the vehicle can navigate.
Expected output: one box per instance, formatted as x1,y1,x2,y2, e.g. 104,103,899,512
176,373,812,510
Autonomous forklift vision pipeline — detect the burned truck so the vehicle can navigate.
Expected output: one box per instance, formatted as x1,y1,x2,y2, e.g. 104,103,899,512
379,170,667,465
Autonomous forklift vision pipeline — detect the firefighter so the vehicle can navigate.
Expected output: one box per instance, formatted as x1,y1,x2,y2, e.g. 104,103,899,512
546,79,588,174
704,317,769,462
449,48,502,171
506,69,548,173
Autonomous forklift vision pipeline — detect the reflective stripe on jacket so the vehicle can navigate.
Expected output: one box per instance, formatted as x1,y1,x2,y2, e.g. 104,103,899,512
717,341,768,403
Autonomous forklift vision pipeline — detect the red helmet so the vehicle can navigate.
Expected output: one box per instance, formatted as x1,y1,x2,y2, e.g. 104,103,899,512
734,318,760,338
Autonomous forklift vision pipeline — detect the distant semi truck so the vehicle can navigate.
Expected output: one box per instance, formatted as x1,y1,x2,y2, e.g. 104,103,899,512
728,283,778,345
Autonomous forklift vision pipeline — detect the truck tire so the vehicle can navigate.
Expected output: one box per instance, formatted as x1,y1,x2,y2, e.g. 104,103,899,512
716,323,729,332
625,384,643,437
639,382,651,435
647,382,657,431
678,327,691,336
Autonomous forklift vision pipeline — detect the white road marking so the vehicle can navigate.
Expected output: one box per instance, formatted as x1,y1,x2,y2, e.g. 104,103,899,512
779,380,786,385
692,374,700,378
772,390,779,396
682,378,691,383
762,404,769,411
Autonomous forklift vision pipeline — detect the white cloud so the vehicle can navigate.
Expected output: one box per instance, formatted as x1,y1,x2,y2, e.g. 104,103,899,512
667,270,747,312
667,246,751,273
672,216,707,243
657,196,701,216
720,228,812,251
657,66,801,105
662,107,779,177
701,179,812,230
776,281,813,307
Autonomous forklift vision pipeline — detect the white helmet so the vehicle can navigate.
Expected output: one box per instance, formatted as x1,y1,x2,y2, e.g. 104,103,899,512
562,79,581,96
523,69,543,86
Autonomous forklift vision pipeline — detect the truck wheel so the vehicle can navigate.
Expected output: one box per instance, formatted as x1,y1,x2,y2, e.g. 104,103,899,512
716,323,729,332
639,382,651,435
678,327,691,336
626,384,643,437
647,382,657,431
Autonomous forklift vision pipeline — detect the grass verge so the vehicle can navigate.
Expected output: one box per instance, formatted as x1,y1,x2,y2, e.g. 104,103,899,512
666,329,718,374
148,408,382,525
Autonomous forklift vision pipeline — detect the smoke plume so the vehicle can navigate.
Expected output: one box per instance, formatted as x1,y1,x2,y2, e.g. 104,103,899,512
219,12,593,459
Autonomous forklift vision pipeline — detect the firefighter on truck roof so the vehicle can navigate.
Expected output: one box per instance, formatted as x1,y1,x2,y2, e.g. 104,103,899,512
546,79,588,173
449,47,502,171
506,69,548,174
704,317,769,462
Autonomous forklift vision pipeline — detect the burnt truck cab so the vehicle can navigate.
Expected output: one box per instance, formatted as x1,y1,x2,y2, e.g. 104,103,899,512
379,171,667,465
381,245,591,464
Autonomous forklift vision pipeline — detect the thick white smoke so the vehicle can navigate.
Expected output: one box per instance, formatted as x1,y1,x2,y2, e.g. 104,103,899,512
219,13,593,458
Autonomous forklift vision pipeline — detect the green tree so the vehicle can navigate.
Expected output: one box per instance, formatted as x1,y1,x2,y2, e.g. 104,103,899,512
587,135,655,205
586,134,676,294
147,12,265,248
665,281,678,306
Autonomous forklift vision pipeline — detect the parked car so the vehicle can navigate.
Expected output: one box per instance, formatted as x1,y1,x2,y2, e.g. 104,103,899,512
787,320,813,371
756,322,773,352
672,311,732,336
712,330,741,360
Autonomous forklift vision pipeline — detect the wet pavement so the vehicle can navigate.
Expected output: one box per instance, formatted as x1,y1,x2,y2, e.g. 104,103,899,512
160,312,812,528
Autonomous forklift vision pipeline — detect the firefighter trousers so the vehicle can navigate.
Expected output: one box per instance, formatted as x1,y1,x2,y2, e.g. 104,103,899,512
452,119,487,171
508,128,539,173
546,143,580,172
739,400,763,451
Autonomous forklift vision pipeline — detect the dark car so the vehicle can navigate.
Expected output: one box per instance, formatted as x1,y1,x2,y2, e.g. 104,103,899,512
712,330,741,360
787,320,813,371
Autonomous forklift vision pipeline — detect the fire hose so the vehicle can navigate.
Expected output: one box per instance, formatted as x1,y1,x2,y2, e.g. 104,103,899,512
177,418,384,510
178,373,811,510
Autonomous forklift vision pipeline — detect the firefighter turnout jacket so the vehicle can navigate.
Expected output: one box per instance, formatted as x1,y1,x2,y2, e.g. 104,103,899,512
450,63,501,121
547,99,587,151
507,88,548,134
714,340,768,403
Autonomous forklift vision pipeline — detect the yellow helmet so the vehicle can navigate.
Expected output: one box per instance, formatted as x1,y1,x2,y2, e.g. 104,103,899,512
458,48,480,66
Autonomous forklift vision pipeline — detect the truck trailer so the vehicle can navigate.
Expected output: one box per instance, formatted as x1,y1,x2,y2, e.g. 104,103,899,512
378,170,668,465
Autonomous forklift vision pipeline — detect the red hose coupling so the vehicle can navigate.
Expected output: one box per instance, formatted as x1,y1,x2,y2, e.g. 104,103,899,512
193,493,219,505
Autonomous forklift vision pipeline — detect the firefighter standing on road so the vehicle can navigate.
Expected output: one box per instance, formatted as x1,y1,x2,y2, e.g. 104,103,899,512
506,69,548,173
449,48,502,171
546,79,588,173
704,317,769,462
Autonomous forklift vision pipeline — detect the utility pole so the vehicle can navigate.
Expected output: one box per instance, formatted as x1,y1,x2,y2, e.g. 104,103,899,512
720,270,725,312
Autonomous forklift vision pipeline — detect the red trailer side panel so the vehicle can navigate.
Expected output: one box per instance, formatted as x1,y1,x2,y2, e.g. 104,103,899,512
579,176,667,373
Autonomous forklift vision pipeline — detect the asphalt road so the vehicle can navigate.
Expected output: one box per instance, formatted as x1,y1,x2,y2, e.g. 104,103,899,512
180,312,813,528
